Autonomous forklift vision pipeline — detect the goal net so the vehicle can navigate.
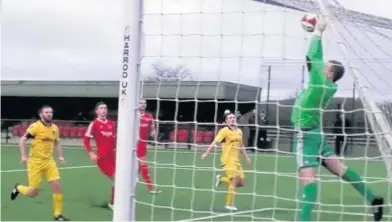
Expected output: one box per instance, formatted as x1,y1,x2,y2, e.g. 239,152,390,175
120,0,392,221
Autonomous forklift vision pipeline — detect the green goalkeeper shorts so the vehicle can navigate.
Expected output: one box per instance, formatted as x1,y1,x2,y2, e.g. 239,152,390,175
292,127,335,169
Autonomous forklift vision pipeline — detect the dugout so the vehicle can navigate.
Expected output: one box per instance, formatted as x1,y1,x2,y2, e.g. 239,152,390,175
1,80,261,125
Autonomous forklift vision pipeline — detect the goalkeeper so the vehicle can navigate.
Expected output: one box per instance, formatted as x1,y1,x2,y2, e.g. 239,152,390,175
291,15,384,221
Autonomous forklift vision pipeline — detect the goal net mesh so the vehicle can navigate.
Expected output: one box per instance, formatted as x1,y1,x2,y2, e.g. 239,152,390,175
135,0,392,221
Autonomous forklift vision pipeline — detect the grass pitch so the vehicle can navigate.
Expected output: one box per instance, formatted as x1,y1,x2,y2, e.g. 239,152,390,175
1,145,391,221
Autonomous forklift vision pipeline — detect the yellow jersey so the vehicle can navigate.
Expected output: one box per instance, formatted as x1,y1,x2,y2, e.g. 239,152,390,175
25,120,59,160
214,126,243,165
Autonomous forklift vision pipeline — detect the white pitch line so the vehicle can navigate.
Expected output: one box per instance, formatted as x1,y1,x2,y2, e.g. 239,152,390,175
176,208,275,222
1,165,95,173
0,144,386,162
0,165,388,181
177,207,392,221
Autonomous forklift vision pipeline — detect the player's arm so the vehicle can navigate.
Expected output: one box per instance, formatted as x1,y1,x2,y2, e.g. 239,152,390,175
240,143,251,165
19,123,37,162
150,118,156,138
53,126,65,163
306,15,327,84
201,128,226,159
83,122,98,161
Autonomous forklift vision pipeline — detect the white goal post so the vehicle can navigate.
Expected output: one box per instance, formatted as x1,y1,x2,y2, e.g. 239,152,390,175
114,0,392,221
113,0,143,221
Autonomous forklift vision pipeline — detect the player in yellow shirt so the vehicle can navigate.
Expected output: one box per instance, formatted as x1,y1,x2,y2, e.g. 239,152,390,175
201,112,251,211
10,105,69,221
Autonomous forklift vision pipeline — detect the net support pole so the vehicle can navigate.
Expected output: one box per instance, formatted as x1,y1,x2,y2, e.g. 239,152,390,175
316,0,392,183
113,0,143,221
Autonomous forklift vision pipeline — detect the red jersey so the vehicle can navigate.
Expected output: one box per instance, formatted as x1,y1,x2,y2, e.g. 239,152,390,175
138,112,153,144
88,119,116,158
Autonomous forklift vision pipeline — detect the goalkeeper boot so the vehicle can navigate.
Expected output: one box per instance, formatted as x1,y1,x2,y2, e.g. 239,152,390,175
54,215,69,221
371,197,384,221
10,183,20,200
215,175,222,189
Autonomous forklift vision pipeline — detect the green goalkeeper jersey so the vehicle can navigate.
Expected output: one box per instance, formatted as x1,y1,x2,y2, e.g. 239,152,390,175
291,35,337,128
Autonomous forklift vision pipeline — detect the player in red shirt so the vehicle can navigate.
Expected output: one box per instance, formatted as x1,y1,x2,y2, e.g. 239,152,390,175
82,102,117,210
138,100,161,194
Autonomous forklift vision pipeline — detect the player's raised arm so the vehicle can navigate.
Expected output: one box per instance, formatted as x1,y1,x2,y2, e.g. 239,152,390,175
83,122,98,162
201,128,227,159
19,123,37,164
53,125,65,164
306,15,328,84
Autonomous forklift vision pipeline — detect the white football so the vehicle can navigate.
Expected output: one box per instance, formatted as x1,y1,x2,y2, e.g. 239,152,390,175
301,13,317,32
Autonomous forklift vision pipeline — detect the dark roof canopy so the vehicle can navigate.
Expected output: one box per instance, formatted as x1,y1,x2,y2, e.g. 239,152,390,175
1,80,261,101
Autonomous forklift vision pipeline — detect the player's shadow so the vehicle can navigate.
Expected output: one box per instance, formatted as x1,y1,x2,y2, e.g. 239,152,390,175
88,196,110,210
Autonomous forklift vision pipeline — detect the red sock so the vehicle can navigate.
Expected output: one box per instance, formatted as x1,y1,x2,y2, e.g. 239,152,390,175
110,184,115,205
140,164,153,190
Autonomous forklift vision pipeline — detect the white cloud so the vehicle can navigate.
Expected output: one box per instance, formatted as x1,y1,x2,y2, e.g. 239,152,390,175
2,0,123,80
1,0,391,101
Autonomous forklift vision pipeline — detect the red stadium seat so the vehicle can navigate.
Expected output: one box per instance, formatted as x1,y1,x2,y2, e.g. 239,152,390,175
16,126,23,137
177,129,188,143
61,126,71,138
170,130,177,142
18,124,29,137
69,126,77,138
194,130,204,144
76,126,86,138
203,131,214,144
12,124,21,136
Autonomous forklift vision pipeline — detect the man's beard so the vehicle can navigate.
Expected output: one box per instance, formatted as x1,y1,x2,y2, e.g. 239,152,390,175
42,117,52,123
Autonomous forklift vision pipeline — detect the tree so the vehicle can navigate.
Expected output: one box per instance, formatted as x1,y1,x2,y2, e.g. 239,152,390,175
147,62,193,81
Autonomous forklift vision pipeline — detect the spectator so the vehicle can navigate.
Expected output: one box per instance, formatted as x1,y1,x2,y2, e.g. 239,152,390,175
238,110,254,151
333,113,351,156
235,111,242,120
238,109,270,152
258,110,269,143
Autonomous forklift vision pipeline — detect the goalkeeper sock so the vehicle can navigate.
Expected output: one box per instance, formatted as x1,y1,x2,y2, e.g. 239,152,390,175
110,185,115,205
220,177,231,185
299,182,317,222
17,185,30,196
140,164,153,190
342,168,375,203
226,184,235,206
52,193,63,217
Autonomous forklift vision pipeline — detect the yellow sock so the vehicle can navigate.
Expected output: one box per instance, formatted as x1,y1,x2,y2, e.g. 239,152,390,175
226,184,235,206
52,194,63,217
220,177,231,185
17,185,30,196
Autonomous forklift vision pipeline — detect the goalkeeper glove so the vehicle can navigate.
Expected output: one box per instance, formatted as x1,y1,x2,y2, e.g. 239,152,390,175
314,14,328,36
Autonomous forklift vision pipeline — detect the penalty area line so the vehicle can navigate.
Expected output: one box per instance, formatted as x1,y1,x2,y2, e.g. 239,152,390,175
176,208,274,222
1,165,95,173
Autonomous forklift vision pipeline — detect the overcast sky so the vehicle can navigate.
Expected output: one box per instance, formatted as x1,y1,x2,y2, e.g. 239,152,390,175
2,0,392,100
